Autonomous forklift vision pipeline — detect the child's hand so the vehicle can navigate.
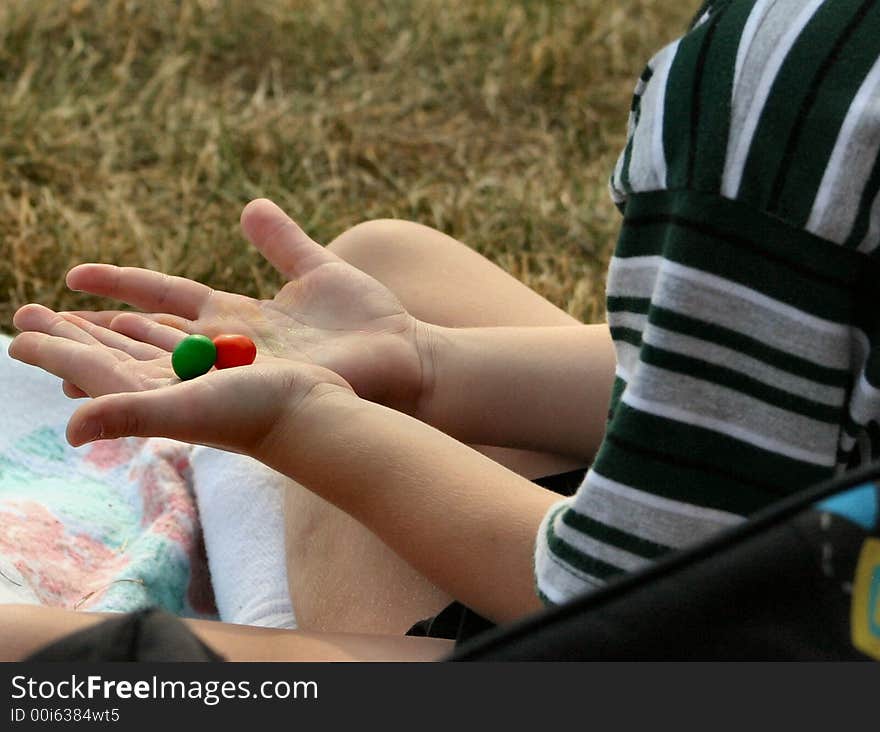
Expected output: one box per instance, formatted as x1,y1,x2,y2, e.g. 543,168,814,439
8,304,354,455
63,199,429,414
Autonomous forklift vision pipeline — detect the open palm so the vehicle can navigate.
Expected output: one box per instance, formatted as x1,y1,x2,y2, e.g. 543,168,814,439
9,303,353,452
64,199,426,413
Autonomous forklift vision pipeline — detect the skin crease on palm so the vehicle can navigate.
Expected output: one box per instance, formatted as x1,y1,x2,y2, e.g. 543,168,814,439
13,199,431,419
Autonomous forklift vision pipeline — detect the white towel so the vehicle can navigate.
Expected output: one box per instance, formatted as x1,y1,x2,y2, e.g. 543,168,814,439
190,446,297,629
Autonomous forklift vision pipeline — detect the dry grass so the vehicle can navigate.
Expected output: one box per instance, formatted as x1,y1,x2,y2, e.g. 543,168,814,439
0,0,692,332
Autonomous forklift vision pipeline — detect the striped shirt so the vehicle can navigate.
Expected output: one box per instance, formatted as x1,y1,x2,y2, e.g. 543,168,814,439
535,0,880,605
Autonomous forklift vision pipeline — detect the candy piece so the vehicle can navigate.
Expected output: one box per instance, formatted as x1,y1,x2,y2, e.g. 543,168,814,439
212,334,257,369
172,334,217,380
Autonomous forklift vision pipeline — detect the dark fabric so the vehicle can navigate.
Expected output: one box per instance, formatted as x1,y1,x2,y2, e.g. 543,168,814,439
451,463,880,660
25,608,224,662
405,467,587,643
530,468,589,496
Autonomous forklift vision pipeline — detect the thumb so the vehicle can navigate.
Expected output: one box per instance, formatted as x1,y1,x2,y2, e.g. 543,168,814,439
66,380,273,451
240,198,339,280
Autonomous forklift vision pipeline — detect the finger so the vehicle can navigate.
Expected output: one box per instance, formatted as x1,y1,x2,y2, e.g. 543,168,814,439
8,331,130,397
109,312,188,352
240,198,339,280
66,310,193,333
60,312,168,360
66,264,214,320
63,380,88,399
13,304,98,345
67,377,262,449
61,310,124,328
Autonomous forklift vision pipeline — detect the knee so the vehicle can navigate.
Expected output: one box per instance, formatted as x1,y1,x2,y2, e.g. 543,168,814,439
327,219,428,275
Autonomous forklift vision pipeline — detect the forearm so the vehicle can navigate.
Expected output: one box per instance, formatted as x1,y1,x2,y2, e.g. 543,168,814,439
262,390,560,624
417,323,616,460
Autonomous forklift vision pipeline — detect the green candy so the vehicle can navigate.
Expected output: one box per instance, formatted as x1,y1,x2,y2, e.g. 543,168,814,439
172,334,217,380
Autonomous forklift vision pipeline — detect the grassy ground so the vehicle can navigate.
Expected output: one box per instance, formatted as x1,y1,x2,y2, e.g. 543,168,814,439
0,0,692,332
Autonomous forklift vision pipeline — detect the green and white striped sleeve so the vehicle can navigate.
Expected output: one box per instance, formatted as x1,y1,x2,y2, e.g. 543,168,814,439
537,0,880,604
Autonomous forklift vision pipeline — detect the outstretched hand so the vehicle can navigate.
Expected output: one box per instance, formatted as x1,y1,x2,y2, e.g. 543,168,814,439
63,199,429,414
8,304,353,453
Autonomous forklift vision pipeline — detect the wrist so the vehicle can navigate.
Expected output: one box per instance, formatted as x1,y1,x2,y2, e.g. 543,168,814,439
253,381,364,472
412,320,444,424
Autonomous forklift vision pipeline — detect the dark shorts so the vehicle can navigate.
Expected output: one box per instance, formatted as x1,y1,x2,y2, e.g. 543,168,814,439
404,467,587,644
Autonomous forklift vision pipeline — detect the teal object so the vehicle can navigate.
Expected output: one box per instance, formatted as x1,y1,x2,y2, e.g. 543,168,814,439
171,335,217,380
817,483,878,531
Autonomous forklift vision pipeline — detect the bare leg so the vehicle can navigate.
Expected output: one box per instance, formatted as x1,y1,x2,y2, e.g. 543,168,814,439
0,605,451,662
284,220,612,634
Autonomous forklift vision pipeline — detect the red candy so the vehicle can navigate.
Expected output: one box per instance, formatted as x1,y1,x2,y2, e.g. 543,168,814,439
212,334,257,369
